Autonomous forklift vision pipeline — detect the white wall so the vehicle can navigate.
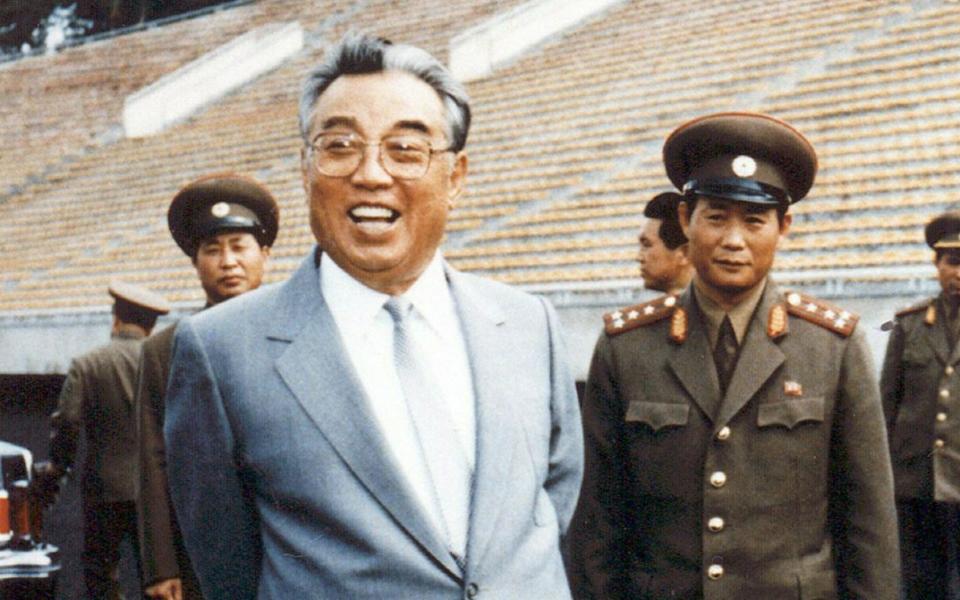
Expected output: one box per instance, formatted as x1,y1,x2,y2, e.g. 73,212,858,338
123,21,303,138
450,0,626,82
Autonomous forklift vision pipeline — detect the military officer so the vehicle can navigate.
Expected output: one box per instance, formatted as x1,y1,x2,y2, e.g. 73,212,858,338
881,211,960,600
639,191,691,295
41,281,170,600
568,112,899,599
136,172,277,600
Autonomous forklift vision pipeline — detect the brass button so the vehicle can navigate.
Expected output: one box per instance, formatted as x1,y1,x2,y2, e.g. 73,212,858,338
716,426,731,441
707,564,724,580
938,412,948,423
947,366,955,376
935,439,945,450
941,389,950,399
710,471,727,488
708,517,725,532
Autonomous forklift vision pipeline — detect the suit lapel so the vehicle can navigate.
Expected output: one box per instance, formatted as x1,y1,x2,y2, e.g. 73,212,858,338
715,283,786,427
667,290,723,422
269,250,462,580
445,267,520,570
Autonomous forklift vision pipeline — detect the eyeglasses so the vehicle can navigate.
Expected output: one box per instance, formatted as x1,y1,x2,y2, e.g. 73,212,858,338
307,133,454,180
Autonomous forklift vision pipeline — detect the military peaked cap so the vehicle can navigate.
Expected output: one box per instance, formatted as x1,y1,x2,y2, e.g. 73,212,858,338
925,211,960,249
168,172,279,256
663,112,818,207
108,280,170,315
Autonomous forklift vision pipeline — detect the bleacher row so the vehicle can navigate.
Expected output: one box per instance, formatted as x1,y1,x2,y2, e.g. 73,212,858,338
1,0,959,311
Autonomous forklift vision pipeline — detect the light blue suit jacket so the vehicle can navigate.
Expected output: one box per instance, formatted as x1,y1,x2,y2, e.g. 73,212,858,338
164,249,583,599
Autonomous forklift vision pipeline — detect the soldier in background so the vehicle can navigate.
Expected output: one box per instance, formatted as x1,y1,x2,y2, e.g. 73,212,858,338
569,112,899,599
638,191,691,295
881,211,960,600
38,281,170,600
136,172,277,600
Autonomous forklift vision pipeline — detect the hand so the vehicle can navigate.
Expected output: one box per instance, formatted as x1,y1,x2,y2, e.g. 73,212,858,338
30,461,65,508
145,578,183,600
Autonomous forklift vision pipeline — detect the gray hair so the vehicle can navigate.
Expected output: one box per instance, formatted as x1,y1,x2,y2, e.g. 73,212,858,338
298,32,471,152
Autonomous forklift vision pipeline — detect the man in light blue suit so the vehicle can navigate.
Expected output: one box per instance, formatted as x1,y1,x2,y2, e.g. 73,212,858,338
163,33,583,599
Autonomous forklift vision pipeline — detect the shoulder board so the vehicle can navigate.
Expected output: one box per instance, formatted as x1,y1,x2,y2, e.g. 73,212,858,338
604,294,679,336
784,291,858,338
895,299,934,319
892,299,937,327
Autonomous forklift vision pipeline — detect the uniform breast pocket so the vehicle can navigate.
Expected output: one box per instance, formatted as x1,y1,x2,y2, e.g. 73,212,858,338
625,401,690,432
757,397,825,430
755,396,829,498
624,401,692,494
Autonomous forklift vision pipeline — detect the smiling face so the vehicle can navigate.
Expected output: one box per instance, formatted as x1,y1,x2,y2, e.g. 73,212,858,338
193,231,270,305
678,197,790,307
301,70,467,295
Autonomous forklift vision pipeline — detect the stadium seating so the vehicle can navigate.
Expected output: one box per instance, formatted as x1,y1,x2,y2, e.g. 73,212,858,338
2,0,959,310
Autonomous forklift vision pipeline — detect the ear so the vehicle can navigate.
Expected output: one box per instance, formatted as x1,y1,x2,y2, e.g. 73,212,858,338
447,152,468,207
677,201,692,238
261,245,272,260
779,212,793,236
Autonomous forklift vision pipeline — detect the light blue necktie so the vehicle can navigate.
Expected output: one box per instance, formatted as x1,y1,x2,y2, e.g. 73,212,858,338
384,297,472,565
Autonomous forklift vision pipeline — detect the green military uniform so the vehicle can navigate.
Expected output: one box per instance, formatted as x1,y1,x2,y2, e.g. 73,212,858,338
571,284,899,598
48,282,169,600
881,212,960,599
568,112,899,599
136,324,204,599
136,172,277,599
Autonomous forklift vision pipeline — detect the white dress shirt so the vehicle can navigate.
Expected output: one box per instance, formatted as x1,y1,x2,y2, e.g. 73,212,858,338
320,252,476,548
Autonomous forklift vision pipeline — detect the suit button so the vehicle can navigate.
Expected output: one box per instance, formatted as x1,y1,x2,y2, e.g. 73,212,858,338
716,426,731,441
707,563,724,580
935,439,946,450
947,366,955,376
938,412,948,423
709,471,727,488
941,389,950,399
466,583,479,598
708,516,725,532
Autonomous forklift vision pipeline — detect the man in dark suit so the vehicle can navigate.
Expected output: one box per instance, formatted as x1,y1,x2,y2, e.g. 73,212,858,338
638,191,691,295
881,211,960,600
41,281,170,600
569,112,899,599
136,172,277,600
163,33,583,599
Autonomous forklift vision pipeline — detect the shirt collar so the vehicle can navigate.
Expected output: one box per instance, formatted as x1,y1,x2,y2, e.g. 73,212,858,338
694,279,767,346
402,252,452,337
320,254,391,337
319,251,451,336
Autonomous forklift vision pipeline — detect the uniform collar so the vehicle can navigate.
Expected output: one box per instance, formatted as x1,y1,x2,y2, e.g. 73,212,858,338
113,325,147,340
694,279,767,347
